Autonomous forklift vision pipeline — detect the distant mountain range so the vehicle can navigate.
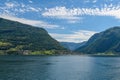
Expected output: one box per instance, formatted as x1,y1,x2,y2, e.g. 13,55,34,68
0,17,120,55
60,42,86,51
76,27,120,54
0,18,66,55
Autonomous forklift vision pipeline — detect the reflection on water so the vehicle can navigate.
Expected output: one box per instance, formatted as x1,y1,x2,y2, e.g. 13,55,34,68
0,55,120,80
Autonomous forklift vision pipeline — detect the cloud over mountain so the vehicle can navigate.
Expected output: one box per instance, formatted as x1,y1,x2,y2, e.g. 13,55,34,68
50,30,97,43
0,15,60,29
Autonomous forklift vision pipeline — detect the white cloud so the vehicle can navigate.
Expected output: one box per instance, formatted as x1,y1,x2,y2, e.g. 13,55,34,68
29,0,33,3
93,0,97,3
28,7,40,12
5,2,16,8
5,2,19,8
0,14,60,29
19,5,41,13
83,0,97,3
50,30,97,43
1,2,41,14
42,7,81,23
21,3,25,8
43,7,74,17
42,5,120,21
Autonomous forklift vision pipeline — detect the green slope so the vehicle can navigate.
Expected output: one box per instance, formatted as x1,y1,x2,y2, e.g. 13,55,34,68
60,42,86,51
0,18,66,55
76,27,120,54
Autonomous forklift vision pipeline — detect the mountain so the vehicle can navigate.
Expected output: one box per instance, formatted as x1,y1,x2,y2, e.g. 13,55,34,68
76,27,120,54
60,42,86,51
0,18,66,55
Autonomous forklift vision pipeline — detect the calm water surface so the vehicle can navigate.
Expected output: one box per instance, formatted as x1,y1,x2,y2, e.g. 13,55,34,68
0,55,120,80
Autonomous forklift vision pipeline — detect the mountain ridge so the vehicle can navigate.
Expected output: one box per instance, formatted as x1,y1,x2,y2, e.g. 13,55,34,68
60,41,86,51
75,26,120,54
0,18,66,55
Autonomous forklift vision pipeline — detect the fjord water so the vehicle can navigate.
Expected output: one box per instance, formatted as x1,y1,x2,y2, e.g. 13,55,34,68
0,56,120,80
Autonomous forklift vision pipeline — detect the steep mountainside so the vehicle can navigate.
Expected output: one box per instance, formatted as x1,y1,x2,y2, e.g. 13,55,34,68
60,42,86,51
0,18,65,55
76,27,120,54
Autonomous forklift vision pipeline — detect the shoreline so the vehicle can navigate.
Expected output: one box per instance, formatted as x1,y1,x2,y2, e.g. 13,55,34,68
0,54,120,57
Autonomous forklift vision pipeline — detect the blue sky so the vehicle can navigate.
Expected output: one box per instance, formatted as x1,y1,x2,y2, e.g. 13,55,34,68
0,0,120,43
